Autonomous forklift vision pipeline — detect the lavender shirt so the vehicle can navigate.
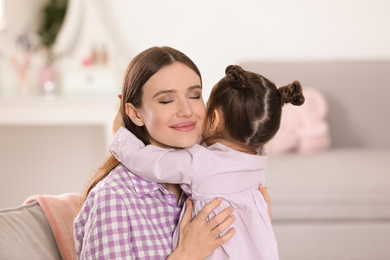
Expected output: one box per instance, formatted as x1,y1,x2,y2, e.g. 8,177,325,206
74,164,185,259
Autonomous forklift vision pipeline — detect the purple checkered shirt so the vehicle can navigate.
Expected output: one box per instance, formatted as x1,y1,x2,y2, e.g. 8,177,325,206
74,164,185,259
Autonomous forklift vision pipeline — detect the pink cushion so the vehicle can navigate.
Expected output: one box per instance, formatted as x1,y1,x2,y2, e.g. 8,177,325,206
266,88,331,155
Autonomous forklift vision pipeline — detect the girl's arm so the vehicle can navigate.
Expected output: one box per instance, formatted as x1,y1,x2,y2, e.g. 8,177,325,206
109,127,201,184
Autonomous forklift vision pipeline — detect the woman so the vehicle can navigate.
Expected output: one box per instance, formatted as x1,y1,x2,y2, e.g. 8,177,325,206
74,46,271,259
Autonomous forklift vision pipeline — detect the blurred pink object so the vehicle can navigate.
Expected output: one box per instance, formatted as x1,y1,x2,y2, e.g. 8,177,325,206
266,88,331,155
82,57,92,67
40,66,55,84
23,193,81,260
11,51,31,94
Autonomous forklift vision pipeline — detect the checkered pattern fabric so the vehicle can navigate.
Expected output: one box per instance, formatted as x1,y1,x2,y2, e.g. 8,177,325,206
74,164,185,259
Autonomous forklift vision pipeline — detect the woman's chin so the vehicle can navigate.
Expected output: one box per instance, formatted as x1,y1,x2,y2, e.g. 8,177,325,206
149,136,198,149
170,139,198,149
166,137,199,149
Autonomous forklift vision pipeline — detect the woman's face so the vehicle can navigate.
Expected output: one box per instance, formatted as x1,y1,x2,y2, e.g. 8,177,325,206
136,62,206,148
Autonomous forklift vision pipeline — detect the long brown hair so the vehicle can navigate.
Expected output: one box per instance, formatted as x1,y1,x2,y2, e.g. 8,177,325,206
82,46,202,202
205,65,304,151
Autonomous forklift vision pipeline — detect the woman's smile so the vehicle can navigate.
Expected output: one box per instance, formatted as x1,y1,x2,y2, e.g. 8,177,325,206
170,121,197,132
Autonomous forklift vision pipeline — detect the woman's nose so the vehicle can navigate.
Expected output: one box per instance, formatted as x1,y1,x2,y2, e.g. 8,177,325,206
177,99,193,118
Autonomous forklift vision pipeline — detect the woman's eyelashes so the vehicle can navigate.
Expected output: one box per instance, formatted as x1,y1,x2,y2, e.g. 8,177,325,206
189,95,201,99
157,94,174,104
158,93,201,104
159,100,173,104
188,90,202,99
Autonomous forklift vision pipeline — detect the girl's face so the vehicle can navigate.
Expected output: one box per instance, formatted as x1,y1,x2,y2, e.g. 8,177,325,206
136,62,206,148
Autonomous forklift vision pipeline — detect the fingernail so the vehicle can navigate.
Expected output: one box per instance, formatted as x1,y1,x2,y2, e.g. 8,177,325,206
229,206,234,212
231,215,236,220
216,198,222,202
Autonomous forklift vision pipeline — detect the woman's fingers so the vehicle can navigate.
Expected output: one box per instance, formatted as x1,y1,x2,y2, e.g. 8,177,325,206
179,199,194,230
211,213,235,237
174,198,236,259
112,96,125,136
216,227,236,246
207,206,234,230
259,184,272,221
259,184,270,204
197,198,222,221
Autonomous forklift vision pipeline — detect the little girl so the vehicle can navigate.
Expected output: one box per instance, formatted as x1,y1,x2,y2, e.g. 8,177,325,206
109,65,304,259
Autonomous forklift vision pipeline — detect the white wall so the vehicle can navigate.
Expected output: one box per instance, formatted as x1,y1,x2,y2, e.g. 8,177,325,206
106,0,390,98
0,126,107,208
1,0,390,98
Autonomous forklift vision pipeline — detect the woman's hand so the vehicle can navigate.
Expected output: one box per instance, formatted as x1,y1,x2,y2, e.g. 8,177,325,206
112,94,125,136
259,184,272,221
168,198,236,260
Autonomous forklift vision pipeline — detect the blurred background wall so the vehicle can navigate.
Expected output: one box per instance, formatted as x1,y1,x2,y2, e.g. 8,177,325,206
0,0,389,208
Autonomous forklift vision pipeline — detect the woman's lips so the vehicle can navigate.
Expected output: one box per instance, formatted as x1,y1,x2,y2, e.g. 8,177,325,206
170,121,196,132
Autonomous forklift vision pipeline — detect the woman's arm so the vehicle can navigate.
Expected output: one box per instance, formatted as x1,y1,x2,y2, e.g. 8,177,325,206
167,198,236,260
75,188,132,259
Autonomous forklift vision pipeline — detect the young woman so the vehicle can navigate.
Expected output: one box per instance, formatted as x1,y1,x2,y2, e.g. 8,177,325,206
109,65,304,259
74,47,271,259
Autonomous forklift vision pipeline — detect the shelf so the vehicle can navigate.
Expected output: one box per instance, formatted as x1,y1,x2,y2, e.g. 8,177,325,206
0,96,119,145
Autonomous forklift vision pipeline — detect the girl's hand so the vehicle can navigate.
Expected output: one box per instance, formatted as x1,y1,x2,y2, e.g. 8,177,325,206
259,184,272,221
168,198,236,260
112,94,125,136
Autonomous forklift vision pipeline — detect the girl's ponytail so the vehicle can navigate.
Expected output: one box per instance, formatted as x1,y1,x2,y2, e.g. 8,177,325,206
225,65,248,89
278,80,305,106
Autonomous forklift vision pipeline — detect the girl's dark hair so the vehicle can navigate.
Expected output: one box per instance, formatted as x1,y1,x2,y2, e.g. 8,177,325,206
81,46,202,202
206,65,304,151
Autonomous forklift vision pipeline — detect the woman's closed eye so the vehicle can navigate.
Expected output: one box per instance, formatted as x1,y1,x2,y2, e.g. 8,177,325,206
189,94,201,99
188,90,202,100
157,94,175,104
159,99,173,104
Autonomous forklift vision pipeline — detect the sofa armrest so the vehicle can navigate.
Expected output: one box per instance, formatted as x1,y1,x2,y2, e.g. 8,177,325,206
0,201,62,260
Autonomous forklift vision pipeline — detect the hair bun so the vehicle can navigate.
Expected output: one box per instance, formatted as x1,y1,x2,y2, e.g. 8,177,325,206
225,65,248,89
279,80,305,106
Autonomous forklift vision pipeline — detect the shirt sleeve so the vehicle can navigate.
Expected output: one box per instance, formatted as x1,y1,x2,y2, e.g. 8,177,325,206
109,127,198,184
75,187,133,260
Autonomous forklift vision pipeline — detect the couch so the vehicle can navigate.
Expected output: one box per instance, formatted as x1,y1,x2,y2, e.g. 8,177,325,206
1,61,389,260
240,60,390,259
0,193,81,260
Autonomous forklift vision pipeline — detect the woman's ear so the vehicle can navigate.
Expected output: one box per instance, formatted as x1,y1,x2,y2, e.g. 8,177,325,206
125,103,144,127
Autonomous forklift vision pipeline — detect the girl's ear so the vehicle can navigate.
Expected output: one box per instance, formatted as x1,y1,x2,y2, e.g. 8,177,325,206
125,103,144,127
210,109,222,133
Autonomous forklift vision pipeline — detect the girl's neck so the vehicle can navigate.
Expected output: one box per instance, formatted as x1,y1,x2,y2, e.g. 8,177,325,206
206,138,256,155
160,183,182,205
